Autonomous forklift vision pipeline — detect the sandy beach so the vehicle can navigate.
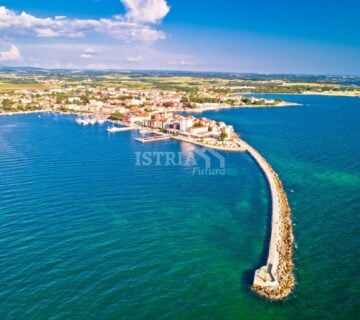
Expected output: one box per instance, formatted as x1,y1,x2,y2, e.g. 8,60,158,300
301,91,360,97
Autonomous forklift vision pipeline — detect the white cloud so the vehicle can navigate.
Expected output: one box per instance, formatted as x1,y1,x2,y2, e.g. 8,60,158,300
79,54,94,59
121,0,170,24
0,5,167,42
18,43,198,71
79,48,101,59
127,54,143,62
0,45,22,62
168,59,195,66
35,28,61,37
84,48,96,54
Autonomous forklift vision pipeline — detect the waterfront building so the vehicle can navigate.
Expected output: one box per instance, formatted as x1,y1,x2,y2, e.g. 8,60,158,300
179,116,194,132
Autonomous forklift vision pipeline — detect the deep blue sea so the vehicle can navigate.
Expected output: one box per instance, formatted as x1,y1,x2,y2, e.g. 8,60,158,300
0,95,359,319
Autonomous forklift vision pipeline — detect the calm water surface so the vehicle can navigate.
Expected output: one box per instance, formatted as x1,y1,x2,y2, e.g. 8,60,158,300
0,95,359,319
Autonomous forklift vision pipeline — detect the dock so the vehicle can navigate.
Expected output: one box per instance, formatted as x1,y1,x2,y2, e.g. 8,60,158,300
107,126,137,133
240,138,294,300
135,134,170,143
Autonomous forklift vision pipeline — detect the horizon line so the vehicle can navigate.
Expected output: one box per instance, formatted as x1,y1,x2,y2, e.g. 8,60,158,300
0,66,359,77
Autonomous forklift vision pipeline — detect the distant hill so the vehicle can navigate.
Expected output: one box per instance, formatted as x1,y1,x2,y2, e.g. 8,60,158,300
1,66,359,85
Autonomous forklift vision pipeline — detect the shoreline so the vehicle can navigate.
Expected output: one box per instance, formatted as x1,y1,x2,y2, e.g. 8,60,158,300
0,110,96,118
171,135,246,152
0,100,301,118
182,101,300,113
235,92,360,98
0,110,51,116
300,92,360,97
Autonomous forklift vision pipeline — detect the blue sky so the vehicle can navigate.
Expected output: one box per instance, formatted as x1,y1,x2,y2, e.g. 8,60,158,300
0,0,359,74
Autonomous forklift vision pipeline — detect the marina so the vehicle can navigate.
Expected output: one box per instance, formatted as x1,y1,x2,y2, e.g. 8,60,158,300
76,117,107,126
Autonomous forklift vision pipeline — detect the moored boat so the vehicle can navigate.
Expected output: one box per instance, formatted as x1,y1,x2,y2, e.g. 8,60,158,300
107,126,125,133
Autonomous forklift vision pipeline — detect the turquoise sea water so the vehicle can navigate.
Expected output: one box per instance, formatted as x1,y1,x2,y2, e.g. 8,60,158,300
0,95,359,319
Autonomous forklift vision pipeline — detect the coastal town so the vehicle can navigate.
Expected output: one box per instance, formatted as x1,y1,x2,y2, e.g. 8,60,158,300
0,0,358,315
0,72,296,150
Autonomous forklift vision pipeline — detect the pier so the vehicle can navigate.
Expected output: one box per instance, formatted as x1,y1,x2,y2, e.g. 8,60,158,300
239,139,295,300
135,134,170,143
107,126,137,133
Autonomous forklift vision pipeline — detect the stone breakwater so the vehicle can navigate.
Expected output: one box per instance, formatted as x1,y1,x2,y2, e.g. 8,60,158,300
239,138,295,300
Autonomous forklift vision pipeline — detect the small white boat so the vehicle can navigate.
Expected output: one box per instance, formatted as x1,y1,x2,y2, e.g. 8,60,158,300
76,117,91,125
107,126,125,133
107,125,136,133
77,117,102,125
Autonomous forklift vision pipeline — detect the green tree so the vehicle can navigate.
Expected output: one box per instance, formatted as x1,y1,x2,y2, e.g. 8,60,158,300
193,122,203,128
2,99,12,111
109,112,124,121
219,132,227,141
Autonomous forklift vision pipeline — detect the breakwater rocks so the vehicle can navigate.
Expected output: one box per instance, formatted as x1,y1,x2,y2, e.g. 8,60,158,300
240,139,295,300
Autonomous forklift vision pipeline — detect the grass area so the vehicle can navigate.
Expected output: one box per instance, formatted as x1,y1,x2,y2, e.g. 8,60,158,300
0,83,49,91
0,72,358,96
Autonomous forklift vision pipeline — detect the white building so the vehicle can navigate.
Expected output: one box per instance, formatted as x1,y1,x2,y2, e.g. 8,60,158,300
89,100,104,108
189,126,209,135
67,104,81,111
128,114,151,124
68,97,81,103
179,117,194,132
128,98,143,106
223,126,234,140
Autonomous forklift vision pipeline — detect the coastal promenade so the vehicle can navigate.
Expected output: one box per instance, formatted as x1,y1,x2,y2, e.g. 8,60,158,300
171,135,246,152
238,138,295,300
182,101,300,113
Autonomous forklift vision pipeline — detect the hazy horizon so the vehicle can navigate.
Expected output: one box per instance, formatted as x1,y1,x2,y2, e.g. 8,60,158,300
2,65,360,77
